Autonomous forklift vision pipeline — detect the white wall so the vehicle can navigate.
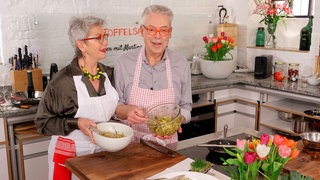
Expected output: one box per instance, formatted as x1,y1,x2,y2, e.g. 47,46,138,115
0,0,318,76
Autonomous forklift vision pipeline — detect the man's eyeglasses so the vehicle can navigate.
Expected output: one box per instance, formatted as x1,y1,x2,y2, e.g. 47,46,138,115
141,25,172,36
81,33,108,44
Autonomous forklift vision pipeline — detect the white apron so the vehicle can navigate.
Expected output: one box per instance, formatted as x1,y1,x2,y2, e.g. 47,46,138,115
126,48,177,146
48,72,119,180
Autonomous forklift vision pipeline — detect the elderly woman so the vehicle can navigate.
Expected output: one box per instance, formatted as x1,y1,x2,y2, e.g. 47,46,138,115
34,16,118,180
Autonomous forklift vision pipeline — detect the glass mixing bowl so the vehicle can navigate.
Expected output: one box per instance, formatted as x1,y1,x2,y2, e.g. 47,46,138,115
146,103,183,136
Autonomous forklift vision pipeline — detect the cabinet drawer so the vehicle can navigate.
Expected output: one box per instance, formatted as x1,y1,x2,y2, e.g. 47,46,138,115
0,145,10,180
0,118,6,142
24,155,48,180
22,138,50,156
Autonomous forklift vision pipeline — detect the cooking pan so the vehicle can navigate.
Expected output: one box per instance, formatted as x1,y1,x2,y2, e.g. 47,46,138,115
205,139,236,165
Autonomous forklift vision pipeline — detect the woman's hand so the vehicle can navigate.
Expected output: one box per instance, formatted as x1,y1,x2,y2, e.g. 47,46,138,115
78,118,97,144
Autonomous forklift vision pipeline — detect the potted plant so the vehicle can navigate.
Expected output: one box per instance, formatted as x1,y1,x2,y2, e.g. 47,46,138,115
199,32,236,79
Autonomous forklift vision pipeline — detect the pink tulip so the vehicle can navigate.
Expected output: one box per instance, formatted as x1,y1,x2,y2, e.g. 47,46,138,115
256,144,271,159
236,139,247,150
260,134,270,145
220,32,225,37
273,134,285,146
278,144,291,158
244,151,257,165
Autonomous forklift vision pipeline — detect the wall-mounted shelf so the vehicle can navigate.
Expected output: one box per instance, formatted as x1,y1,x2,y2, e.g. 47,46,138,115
247,46,309,53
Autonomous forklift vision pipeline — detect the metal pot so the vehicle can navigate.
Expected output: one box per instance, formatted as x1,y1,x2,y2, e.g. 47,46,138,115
206,139,236,165
293,117,309,133
300,132,320,150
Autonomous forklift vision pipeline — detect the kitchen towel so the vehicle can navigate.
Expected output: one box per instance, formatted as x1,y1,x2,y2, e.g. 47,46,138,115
53,136,76,180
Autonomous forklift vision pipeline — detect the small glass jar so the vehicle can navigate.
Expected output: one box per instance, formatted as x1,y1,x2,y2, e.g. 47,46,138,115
274,61,286,81
288,63,299,81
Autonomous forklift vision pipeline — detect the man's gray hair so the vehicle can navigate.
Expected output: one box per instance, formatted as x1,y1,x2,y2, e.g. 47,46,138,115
68,16,106,58
141,4,174,26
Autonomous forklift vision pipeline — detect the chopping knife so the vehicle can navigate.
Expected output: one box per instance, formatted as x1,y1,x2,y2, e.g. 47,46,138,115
140,138,176,157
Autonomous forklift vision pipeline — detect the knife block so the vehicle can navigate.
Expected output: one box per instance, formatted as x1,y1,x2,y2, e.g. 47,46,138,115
10,69,43,92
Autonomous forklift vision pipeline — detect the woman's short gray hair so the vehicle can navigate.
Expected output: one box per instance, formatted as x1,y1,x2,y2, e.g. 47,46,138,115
68,16,106,58
141,4,174,26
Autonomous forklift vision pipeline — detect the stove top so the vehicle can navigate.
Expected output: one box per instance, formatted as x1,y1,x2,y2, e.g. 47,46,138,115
177,133,256,176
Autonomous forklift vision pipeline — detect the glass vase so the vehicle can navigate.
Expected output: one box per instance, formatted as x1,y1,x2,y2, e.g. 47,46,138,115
266,22,277,48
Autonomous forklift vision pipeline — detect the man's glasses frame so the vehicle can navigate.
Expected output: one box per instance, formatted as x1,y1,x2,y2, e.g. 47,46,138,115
141,25,172,36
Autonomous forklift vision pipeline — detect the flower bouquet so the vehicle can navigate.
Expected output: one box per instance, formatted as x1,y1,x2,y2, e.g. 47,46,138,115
202,32,235,62
222,133,300,180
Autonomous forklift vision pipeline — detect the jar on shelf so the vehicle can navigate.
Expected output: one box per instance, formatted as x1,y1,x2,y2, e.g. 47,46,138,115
274,61,286,81
256,27,265,47
288,63,299,81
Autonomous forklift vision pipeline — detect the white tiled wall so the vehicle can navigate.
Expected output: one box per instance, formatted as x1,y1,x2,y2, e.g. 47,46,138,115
0,0,319,76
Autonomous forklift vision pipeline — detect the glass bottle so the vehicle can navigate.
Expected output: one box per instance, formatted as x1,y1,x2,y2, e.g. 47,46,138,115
274,61,286,81
288,63,299,82
299,29,309,50
256,27,265,47
299,16,313,50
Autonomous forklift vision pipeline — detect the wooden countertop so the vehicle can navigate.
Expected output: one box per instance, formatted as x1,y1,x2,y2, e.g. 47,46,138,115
283,141,320,179
66,143,186,180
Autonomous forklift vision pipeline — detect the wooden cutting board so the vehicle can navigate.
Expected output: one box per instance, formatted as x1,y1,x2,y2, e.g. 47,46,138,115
66,143,186,180
283,141,320,179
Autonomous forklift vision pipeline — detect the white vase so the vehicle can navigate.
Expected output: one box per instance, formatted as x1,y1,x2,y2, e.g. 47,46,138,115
199,59,235,79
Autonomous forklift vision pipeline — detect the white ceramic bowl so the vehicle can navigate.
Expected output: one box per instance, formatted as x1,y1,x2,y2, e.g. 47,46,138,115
93,122,133,152
307,77,320,86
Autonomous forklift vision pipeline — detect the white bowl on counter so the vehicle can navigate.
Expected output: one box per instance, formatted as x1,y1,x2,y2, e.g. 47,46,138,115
306,76,320,86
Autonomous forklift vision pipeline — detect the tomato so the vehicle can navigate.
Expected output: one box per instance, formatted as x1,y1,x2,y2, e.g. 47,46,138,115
274,71,285,81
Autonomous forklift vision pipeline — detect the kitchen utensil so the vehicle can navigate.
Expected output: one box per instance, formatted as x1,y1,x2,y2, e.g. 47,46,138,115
304,109,320,117
197,144,236,148
191,55,202,75
50,63,58,80
293,117,309,133
300,132,320,150
218,6,227,24
140,138,176,157
91,122,133,152
27,70,35,98
205,139,236,165
223,124,228,138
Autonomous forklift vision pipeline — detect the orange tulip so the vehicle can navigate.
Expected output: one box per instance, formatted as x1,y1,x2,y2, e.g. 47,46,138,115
290,148,300,159
211,45,217,52
284,138,297,148
217,43,223,49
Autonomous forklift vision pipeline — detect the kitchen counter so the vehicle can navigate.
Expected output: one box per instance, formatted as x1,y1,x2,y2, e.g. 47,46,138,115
192,73,320,100
1,72,320,118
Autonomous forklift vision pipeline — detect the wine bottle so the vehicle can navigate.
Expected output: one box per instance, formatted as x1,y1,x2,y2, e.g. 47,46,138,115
299,16,313,50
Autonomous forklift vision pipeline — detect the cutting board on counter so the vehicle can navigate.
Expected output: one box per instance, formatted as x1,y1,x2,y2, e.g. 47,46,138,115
66,143,186,180
283,141,320,180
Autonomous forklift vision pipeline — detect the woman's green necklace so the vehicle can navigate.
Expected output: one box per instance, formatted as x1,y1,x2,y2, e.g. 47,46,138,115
81,66,103,80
